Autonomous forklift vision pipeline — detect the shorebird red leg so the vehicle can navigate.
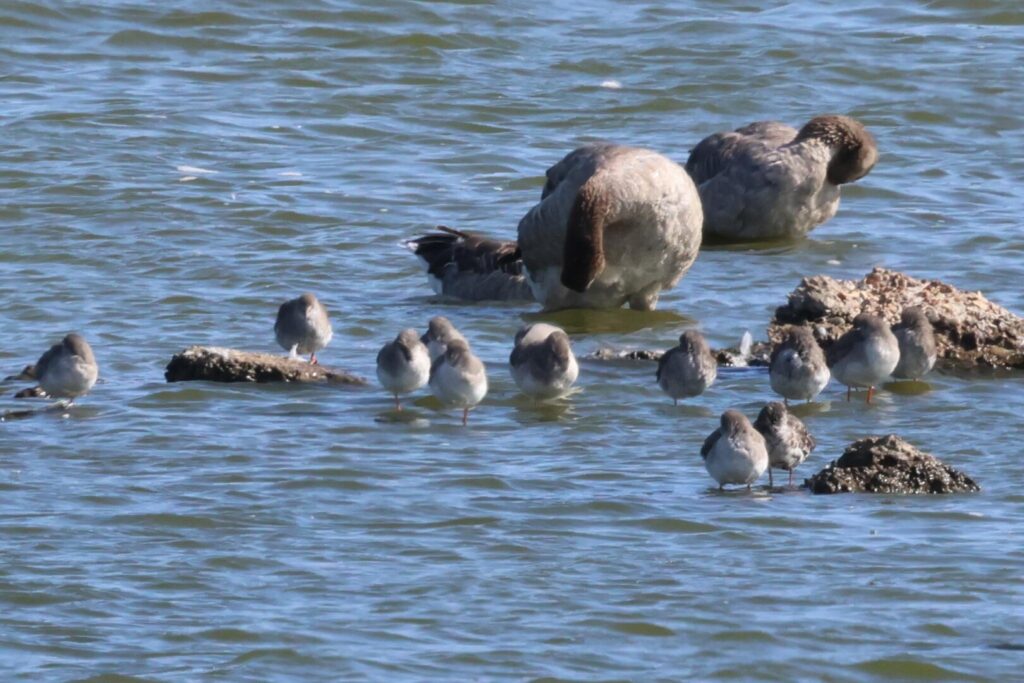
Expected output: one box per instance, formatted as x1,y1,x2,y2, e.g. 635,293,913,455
866,386,874,404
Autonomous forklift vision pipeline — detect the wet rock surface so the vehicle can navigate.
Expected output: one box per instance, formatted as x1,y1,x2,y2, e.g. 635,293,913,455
806,435,979,494
165,346,366,386
586,342,771,367
771,267,1024,371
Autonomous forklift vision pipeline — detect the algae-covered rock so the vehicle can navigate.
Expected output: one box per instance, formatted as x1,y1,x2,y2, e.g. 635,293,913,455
771,267,1024,371
806,435,979,494
165,346,366,386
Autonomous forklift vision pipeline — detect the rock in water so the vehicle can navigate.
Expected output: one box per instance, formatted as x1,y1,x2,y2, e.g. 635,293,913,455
165,346,366,385
771,267,1024,371
806,435,979,494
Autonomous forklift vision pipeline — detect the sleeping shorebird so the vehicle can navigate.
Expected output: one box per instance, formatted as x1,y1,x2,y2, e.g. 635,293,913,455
827,313,900,403
891,307,937,381
420,316,467,361
376,328,431,410
656,329,717,405
274,293,332,364
687,115,877,241
34,333,99,406
769,325,830,404
429,339,488,425
700,409,769,490
509,323,579,399
406,142,703,311
754,402,816,487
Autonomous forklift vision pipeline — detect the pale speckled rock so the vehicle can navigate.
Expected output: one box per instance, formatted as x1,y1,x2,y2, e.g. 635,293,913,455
771,267,1024,371
806,435,979,495
165,346,366,385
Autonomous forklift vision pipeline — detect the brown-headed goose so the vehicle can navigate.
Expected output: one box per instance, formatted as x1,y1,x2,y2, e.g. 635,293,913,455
686,115,877,241
407,143,703,311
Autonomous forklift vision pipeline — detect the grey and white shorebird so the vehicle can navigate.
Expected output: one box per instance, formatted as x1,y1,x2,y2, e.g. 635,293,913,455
34,333,99,405
656,329,717,405
700,409,769,490
274,293,333,364
686,115,878,241
376,329,431,410
827,313,900,403
421,315,467,361
769,325,831,404
406,143,703,311
891,307,937,381
754,402,816,488
429,338,488,425
509,323,579,399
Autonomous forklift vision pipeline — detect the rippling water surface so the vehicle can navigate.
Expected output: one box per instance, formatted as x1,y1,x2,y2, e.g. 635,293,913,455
2,1,1023,680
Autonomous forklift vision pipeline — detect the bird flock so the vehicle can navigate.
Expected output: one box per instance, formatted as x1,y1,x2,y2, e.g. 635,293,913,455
13,113,943,491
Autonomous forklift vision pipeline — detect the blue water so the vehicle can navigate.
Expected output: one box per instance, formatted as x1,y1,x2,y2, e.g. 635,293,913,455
1,1,1023,680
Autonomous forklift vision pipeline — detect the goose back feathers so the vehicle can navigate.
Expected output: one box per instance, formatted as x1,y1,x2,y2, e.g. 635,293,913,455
687,115,877,241
407,143,702,311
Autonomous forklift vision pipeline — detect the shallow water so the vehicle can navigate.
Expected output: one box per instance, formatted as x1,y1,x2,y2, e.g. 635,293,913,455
2,1,1023,680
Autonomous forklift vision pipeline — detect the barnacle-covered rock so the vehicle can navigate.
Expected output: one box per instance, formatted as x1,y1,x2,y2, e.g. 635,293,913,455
806,435,979,494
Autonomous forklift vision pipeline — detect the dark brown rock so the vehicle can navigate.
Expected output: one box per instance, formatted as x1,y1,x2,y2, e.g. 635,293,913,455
806,435,979,494
586,342,771,367
164,346,366,386
13,386,47,399
770,267,1024,371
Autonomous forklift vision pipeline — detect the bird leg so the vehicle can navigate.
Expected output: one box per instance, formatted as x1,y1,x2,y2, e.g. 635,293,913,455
394,394,402,411
768,467,774,488
462,407,469,426
846,385,852,402
309,352,318,365
789,469,795,487
866,386,874,404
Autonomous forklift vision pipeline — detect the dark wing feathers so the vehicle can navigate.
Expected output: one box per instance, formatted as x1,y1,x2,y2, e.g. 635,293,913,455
700,428,722,460
407,226,522,279
686,121,798,185
786,414,816,453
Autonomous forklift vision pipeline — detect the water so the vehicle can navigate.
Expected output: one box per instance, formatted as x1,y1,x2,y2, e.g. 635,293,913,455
2,1,1023,680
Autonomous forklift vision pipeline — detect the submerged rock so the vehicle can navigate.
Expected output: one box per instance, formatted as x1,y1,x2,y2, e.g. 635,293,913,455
771,267,1024,371
587,341,771,367
165,346,366,386
806,435,979,494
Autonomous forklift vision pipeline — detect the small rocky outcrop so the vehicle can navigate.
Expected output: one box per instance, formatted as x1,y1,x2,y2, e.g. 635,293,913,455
586,341,771,367
164,346,366,386
771,267,1024,371
806,435,979,494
